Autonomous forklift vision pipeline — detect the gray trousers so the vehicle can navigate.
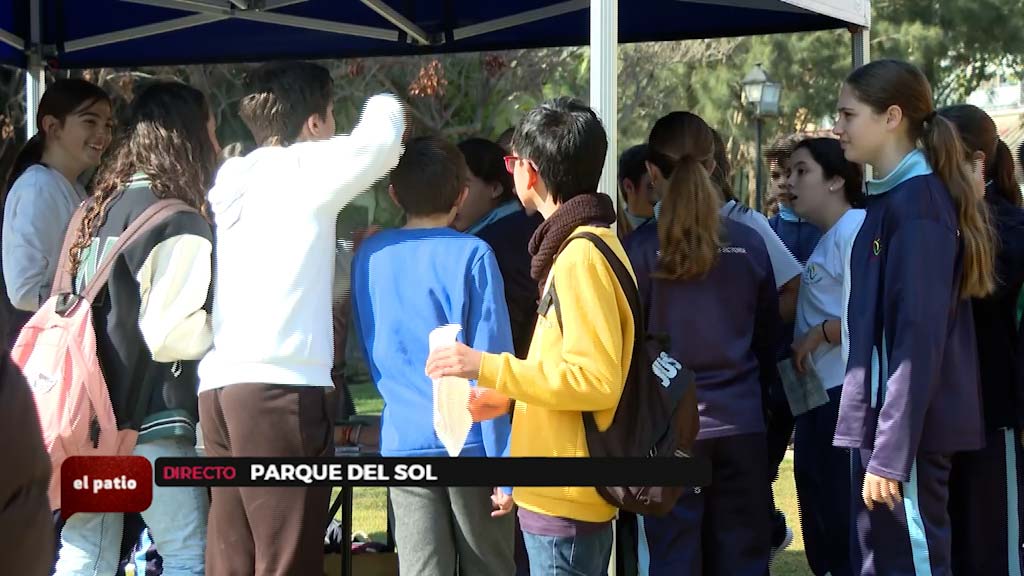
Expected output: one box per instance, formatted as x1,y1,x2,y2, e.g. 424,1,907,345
389,486,515,576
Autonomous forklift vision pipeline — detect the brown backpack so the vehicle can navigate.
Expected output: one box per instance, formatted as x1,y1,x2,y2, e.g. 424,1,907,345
544,231,699,516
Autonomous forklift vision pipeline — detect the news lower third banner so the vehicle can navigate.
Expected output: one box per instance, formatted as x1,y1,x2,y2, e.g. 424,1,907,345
155,457,711,488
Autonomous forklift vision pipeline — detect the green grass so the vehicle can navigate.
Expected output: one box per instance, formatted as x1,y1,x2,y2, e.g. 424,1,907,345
342,383,814,575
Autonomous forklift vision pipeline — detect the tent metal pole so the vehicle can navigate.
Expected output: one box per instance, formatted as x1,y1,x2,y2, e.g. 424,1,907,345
851,25,870,179
25,0,43,139
452,0,589,41
590,0,617,212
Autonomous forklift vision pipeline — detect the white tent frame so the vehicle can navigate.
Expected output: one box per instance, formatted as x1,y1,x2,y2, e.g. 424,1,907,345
19,0,871,208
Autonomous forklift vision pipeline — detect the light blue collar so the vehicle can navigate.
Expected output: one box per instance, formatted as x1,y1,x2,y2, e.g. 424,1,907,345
624,208,651,230
865,149,932,196
653,199,662,221
466,200,522,235
777,203,801,222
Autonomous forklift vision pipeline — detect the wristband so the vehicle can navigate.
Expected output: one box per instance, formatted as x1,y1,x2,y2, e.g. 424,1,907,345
821,320,832,344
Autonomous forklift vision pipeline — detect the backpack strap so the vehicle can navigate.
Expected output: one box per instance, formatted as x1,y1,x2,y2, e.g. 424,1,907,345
559,231,644,335
50,201,92,298
79,199,197,302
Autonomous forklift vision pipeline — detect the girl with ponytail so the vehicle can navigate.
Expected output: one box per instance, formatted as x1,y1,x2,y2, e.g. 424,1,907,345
624,111,780,575
939,104,1024,576
832,59,995,576
1,78,111,345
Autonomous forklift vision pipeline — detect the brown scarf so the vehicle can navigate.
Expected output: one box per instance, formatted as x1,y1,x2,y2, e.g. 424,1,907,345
528,193,617,295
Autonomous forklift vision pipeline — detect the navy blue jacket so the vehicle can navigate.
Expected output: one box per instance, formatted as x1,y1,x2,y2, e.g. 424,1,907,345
624,218,780,439
974,187,1024,430
835,151,983,481
476,208,543,359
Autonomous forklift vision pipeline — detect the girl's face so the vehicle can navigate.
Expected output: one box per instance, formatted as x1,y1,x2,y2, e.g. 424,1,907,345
453,170,501,232
44,99,113,172
833,83,888,166
786,147,842,223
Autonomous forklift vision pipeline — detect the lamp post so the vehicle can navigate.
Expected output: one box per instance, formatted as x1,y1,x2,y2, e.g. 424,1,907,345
742,63,782,213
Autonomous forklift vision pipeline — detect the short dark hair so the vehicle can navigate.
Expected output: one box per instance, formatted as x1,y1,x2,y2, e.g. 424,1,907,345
239,61,333,147
511,97,607,203
390,136,467,217
458,138,514,203
618,144,648,187
792,138,865,208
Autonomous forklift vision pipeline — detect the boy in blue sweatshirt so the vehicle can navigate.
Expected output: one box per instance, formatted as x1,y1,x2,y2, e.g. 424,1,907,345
351,136,515,576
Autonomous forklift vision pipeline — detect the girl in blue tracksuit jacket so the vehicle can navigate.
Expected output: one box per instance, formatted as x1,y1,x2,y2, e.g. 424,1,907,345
940,104,1024,576
832,59,996,576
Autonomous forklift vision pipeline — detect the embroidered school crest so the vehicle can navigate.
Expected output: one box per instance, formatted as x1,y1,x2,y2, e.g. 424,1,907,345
872,238,881,256
804,263,822,285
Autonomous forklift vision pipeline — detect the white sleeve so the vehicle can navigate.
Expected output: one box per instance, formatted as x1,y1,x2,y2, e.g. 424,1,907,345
292,93,406,214
744,211,803,288
2,178,66,311
136,234,214,362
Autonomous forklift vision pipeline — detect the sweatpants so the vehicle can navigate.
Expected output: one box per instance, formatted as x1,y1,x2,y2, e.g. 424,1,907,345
794,386,852,576
851,449,952,576
949,427,1024,576
199,383,334,576
388,485,515,576
638,433,770,576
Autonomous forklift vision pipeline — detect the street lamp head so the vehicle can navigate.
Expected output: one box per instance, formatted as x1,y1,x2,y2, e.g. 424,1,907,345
742,63,782,117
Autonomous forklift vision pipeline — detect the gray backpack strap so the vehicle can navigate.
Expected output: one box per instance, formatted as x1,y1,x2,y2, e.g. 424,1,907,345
80,199,197,302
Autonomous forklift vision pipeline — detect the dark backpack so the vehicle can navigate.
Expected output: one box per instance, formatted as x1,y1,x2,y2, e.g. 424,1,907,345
541,231,699,517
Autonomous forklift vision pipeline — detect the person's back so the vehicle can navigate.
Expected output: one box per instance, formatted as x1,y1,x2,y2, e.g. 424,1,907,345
351,136,515,576
353,227,512,457
626,218,777,437
196,62,406,576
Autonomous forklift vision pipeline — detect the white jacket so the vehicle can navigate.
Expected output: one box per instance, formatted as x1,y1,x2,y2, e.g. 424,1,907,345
198,94,405,391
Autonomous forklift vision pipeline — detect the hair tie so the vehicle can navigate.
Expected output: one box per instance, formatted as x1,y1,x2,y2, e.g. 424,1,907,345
925,110,937,123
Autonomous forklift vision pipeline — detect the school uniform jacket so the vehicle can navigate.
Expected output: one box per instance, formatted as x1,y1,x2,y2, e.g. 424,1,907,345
75,175,214,444
624,217,780,439
974,186,1024,431
834,150,984,482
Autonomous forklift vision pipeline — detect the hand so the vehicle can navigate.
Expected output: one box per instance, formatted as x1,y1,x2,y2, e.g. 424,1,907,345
467,388,512,422
791,327,824,374
862,472,902,511
491,488,514,517
425,342,483,381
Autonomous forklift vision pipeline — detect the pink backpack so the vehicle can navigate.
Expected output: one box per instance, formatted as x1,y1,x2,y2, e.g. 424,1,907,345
11,198,196,511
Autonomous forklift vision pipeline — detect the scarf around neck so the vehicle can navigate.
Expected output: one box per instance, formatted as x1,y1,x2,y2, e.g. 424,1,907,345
528,193,617,295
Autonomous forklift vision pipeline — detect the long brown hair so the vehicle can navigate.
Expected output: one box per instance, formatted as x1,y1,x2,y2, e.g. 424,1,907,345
68,81,216,277
845,59,995,298
938,104,1021,207
647,112,722,280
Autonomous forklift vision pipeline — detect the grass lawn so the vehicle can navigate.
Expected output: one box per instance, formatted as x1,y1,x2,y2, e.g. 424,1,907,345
339,383,814,576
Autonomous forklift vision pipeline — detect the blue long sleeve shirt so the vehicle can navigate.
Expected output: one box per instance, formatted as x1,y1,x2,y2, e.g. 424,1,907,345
835,150,984,482
351,227,514,460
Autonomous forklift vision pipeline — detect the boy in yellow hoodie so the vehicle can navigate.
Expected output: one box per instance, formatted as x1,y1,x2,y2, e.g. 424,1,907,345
426,97,635,575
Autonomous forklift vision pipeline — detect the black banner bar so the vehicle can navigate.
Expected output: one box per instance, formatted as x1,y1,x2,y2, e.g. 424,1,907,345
155,457,711,487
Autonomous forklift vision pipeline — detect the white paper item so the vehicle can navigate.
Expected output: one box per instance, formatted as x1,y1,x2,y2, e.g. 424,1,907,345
429,324,473,457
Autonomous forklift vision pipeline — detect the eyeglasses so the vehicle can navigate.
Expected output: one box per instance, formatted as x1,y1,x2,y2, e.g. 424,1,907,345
504,155,536,174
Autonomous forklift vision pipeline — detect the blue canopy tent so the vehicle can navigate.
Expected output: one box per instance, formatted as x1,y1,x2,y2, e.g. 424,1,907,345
0,0,870,201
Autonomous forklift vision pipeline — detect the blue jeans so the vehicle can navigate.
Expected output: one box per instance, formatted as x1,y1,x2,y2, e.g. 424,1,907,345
54,437,208,576
522,525,613,576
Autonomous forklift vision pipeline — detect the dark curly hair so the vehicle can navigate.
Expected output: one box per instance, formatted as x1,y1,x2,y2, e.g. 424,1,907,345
68,81,216,276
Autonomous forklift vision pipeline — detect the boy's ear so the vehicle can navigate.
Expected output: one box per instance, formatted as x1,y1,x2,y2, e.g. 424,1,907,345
457,185,470,208
489,182,503,201
304,112,329,140
388,184,401,209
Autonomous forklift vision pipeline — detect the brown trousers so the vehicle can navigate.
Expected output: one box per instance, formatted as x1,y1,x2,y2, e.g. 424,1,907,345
199,383,335,576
